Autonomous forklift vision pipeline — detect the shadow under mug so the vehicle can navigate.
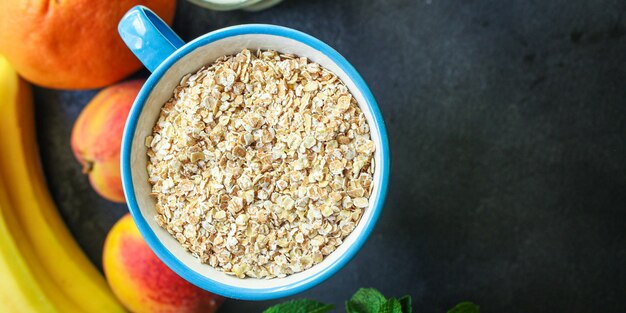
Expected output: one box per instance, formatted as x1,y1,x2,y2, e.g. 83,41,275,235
118,5,390,300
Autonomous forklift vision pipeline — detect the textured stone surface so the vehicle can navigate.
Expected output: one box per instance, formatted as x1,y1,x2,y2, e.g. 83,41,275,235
34,0,626,311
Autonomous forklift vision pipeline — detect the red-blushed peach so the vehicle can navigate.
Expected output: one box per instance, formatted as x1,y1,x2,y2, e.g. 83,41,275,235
71,80,144,203
103,214,224,313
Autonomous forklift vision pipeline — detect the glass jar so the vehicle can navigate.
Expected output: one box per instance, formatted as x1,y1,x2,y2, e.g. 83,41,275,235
187,0,283,11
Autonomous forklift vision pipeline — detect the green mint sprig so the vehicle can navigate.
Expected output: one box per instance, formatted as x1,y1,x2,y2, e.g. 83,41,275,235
345,288,409,313
262,299,334,313
446,301,480,313
262,288,478,313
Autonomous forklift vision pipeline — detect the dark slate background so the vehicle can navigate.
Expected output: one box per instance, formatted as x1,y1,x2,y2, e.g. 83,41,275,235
33,0,626,312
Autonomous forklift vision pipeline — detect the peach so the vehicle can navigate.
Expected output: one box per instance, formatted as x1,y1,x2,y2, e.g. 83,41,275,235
103,214,224,313
71,79,144,203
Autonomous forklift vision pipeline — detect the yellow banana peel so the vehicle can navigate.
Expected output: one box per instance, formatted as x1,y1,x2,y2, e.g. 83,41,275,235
0,56,126,312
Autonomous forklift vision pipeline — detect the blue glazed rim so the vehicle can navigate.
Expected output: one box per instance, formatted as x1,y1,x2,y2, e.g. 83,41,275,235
121,24,390,300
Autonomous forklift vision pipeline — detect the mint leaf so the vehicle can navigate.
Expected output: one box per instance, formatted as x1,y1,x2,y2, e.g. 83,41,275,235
447,301,480,313
262,299,334,313
346,288,387,313
398,295,412,313
378,299,402,313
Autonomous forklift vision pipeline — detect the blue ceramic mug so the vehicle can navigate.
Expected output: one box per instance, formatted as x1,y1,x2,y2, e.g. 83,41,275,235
118,5,390,300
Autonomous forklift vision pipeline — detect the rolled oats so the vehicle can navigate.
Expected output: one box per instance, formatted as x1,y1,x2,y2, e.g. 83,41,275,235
147,49,375,279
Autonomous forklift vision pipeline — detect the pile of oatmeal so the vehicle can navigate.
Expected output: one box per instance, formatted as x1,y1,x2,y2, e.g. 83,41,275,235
146,49,375,278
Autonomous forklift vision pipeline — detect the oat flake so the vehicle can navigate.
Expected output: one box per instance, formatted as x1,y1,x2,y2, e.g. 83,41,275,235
147,49,375,279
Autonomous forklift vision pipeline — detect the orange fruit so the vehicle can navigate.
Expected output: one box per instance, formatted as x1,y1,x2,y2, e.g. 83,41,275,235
0,0,176,89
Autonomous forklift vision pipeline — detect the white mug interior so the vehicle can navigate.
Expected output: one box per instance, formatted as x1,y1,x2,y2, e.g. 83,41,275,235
129,33,385,290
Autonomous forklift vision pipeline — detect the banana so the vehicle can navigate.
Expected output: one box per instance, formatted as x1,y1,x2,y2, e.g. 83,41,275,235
0,55,75,313
0,176,56,313
0,56,126,312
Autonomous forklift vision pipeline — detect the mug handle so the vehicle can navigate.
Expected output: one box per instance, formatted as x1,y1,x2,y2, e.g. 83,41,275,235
118,6,185,72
